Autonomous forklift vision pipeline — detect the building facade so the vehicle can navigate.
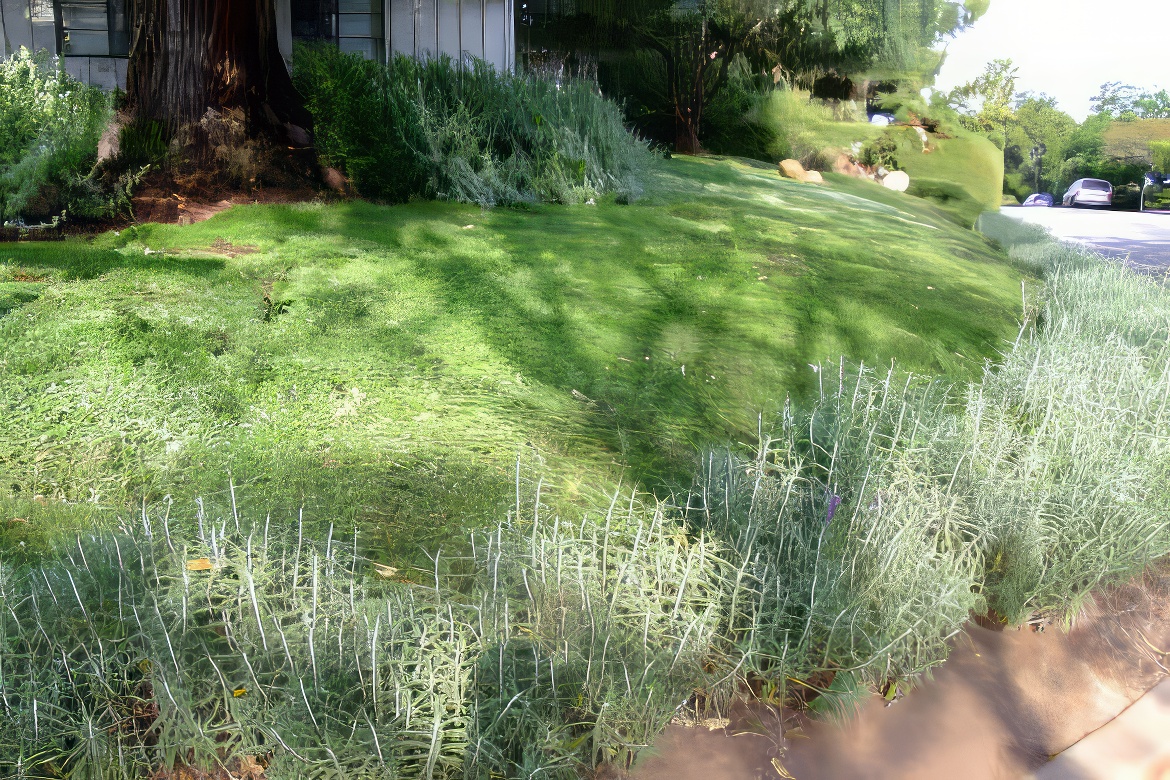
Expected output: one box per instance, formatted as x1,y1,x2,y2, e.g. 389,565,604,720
0,0,514,91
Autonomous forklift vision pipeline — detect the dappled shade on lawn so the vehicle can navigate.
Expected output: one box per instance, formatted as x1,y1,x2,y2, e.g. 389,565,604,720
0,157,1026,560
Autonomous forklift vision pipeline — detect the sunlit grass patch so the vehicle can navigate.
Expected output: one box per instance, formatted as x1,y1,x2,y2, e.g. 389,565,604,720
0,157,1025,558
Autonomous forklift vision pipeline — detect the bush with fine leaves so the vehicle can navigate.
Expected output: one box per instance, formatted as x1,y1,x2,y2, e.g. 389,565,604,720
0,48,112,222
294,47,650,206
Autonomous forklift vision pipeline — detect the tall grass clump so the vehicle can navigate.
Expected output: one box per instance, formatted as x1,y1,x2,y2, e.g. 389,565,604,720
293,47,650,206
687,370,985,692
0,496,739,779
0,48,112,222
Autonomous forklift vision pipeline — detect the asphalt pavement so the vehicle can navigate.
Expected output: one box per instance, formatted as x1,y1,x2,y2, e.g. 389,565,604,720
1001,206,1170,270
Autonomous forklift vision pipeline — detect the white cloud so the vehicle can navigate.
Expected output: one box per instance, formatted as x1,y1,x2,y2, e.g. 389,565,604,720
933,0,1170,121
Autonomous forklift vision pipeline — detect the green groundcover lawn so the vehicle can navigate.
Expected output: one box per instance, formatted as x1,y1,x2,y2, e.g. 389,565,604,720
0,156,1026,560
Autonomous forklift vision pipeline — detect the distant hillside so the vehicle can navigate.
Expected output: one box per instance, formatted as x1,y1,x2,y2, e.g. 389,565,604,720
1104,118,1170,164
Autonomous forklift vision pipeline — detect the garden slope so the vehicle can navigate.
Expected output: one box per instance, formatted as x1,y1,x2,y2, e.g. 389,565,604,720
0,156,1024,557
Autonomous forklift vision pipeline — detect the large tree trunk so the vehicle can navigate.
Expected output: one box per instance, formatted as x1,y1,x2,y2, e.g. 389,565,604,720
127,0,311,142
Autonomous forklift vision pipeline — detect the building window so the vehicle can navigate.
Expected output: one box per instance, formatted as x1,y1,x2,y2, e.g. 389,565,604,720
292,0,384,61
292,0,334,40
337,0,384,61
57,0,130,58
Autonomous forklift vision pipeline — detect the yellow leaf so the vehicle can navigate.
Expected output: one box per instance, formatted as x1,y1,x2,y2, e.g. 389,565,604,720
372,563,399,579
233,687,247,698
186,558,213,571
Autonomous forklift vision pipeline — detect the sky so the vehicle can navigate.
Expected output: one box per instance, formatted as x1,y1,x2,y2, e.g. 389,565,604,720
932,0,1169,121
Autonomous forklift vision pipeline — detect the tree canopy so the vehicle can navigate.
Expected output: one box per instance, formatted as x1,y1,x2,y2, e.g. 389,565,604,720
1091,82,1170,120
532,0,986,151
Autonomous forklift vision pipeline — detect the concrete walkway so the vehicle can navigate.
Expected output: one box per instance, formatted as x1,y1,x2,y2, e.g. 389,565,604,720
633,568,1170,780
1001,207,1170,270
1033,679,1170,780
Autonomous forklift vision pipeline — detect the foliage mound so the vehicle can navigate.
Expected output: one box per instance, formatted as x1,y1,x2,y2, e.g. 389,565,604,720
0,48,113,223
293,47,650,206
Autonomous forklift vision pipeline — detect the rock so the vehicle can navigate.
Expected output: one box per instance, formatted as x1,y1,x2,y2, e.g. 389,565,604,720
780,159,824,184
778,159,807,180
286,123,312,148
883,170,911,192
833,153,865,178
322,167,352,195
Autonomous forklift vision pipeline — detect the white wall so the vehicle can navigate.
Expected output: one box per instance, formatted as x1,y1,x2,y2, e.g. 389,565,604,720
1,0,514,92
1,0,35,54
275,0,292,69
385,0,514,71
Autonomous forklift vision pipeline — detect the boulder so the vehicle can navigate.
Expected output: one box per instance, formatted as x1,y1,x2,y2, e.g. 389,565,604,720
286,123,313,148
779,159,825,184
883,170,911,192
778,159,807,180
322,167,353,196
833,153,865,178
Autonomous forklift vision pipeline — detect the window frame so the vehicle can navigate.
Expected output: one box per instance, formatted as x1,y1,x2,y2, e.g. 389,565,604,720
55,0,130,59
292,0,386,62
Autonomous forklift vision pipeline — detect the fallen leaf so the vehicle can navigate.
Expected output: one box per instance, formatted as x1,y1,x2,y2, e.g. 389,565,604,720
237,755,266,779
233,687,248,698
186,558,214,571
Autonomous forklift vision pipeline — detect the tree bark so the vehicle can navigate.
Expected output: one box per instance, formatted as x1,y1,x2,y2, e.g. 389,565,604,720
127,0,311,138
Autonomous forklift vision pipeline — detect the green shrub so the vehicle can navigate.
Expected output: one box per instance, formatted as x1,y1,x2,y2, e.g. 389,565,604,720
859,129,901,170
0,48,112,222
875,88,959,135
1150,140,1170,174
293,47,650,206
700,55,782,160
751,88,847,162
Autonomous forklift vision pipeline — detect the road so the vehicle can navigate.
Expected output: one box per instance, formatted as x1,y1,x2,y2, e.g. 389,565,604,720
1001,207,1170,270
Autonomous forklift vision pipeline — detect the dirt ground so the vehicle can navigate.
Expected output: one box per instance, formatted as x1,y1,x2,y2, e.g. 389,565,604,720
634,566,1170,780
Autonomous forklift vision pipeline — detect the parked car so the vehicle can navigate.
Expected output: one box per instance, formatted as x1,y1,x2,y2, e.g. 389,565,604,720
1022,193,1054,207
1062,178,1113,207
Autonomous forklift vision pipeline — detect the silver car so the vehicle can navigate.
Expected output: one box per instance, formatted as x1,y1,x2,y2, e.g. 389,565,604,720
1062,178,1113,207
